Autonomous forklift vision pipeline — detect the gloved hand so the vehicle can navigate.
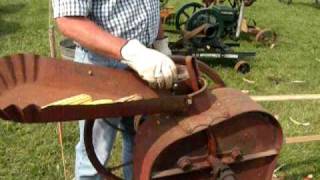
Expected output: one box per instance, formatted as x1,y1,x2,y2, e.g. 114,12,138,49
152,37,172,56
121,39,177,89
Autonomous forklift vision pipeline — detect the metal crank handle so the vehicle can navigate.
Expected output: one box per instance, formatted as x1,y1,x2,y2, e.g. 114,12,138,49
171,55,226,89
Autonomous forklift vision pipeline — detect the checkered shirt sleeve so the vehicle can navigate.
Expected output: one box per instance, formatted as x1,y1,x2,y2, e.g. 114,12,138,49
52,0,160,46
53,0,92,17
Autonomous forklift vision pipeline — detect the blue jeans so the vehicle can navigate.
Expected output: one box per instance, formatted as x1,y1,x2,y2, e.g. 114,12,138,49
74,47,134,180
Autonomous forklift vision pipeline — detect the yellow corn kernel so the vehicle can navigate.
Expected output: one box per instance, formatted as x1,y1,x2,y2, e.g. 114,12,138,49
42,94,92,108
83,99,114,105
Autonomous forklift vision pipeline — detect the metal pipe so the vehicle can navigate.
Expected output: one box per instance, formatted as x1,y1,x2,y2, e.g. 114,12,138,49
235,0,245,38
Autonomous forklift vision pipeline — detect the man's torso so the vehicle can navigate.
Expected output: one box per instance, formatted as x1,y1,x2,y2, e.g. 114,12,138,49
53,0,160,46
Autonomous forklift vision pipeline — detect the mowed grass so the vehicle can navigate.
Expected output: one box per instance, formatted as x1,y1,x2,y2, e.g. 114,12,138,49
0,0,320,179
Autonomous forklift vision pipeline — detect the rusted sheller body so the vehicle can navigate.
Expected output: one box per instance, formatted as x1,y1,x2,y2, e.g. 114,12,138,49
0,54,282,179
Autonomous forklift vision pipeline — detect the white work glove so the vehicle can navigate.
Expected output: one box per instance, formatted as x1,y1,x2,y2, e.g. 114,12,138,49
152,37,172,56
121,39,177,89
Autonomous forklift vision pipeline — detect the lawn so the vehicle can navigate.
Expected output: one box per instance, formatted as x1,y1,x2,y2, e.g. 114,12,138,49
0,0,320,179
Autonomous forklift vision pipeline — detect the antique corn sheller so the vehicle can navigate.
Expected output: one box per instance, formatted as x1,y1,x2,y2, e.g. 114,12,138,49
0,54,283,179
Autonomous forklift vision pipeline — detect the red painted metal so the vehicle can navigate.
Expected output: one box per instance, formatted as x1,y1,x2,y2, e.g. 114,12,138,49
133,87,283,180
0,54,189,122
0,54,283,179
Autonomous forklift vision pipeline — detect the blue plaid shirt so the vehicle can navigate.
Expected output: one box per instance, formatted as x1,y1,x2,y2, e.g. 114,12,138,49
53,0,160,46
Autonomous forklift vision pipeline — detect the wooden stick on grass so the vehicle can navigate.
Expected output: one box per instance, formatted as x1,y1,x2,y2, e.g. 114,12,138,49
286,135,320,144
48,1,67,179
250,94,320,102
249,94,320,144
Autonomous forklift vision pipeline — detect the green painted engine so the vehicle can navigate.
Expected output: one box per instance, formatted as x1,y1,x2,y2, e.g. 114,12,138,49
175,2,240,48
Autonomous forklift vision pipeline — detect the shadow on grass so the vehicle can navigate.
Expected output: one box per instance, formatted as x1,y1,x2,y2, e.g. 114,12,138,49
0,18,21,36
0,3,26,15
201,56,254,72
279,1,320,9
0,3,26,36
202,58,237,69
293,2,320,9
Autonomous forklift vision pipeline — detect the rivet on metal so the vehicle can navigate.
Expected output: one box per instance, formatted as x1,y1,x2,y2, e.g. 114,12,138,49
88,70,93,76
187,98,193,105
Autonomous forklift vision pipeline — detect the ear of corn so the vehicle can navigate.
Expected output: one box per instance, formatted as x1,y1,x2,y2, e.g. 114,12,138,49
83,99,114,105
41,94,142,109
42,94,93,108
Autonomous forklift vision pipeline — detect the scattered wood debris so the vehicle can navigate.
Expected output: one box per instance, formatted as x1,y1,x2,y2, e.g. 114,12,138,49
270,43,275,49
303,174,313,180
289,117,310,126
242,77,255,84
241,90,250,94
291,80,306,84
272,164,286,180
273,163,286,174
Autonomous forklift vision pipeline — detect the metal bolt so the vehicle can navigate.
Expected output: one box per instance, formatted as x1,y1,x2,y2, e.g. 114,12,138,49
187,99,192,105
231,147,241,160
88,70,93,76
177,156,192,171
223,111,230,118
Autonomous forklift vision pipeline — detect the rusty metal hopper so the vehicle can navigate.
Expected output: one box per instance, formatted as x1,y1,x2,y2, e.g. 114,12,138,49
0,54,186,123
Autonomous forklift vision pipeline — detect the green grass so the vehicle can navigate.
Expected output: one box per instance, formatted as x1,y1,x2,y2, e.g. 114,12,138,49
0,0,320,179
